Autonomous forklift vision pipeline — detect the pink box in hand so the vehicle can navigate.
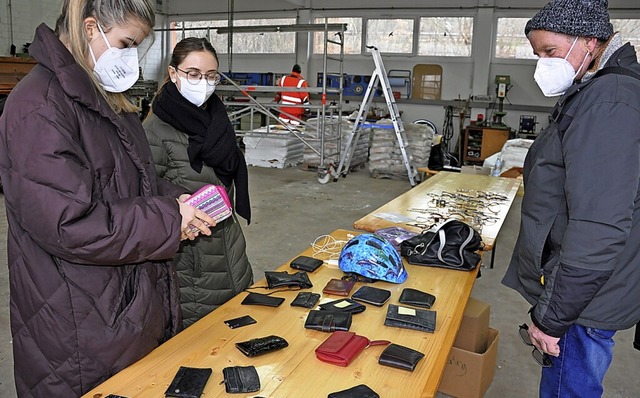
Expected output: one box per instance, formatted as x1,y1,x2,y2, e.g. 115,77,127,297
185,185,232,230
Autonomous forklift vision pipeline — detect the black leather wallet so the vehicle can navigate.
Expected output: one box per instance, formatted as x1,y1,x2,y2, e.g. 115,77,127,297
398,288,436,309
384,304,437,333
290,292,321,308
304,310,352,332
241,292,285,307
290,255,324,272
351,286,391,307
378,343,425,372
318,298,366,314
222,365,261,394
328,384,380,398
235,335,289,357
264,271,313,289
164,366,212,398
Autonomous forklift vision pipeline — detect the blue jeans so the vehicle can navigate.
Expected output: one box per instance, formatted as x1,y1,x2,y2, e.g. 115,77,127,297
540,324,615,398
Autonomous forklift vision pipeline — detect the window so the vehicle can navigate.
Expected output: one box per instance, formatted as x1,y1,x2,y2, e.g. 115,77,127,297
495,18,535,59
366,19,414,54
418,17,473,57
313,17,362,55
172,18,296,54
612,19,640,60
412,64,443,100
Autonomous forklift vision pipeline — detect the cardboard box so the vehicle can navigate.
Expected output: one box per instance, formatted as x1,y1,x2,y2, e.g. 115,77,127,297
438,328,500,398
454,297,490,353
461,165,492,175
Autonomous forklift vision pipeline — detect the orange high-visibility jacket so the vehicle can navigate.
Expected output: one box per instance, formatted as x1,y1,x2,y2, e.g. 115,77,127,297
275,72,309,123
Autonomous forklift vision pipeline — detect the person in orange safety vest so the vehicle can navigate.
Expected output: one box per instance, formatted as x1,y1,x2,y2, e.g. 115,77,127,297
274,64,309,126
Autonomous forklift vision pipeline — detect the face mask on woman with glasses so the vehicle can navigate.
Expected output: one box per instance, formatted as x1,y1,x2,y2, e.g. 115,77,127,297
533,36,591,97
172,67,219,107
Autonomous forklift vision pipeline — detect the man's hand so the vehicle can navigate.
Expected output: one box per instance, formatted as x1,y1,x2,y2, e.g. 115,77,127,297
528,322,561,357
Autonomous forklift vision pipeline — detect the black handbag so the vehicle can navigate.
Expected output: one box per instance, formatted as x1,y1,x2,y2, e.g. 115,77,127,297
400,219,483,271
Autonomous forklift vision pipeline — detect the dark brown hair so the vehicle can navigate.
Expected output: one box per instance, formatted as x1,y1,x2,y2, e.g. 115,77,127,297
169,37,219,69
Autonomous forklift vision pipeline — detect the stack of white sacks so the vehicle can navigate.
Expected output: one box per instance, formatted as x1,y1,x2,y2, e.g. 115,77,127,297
243,127,305,168
368,120,434,179
301,116,369,169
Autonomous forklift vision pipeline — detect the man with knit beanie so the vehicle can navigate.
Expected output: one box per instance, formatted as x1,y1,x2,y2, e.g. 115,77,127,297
502,1,640,397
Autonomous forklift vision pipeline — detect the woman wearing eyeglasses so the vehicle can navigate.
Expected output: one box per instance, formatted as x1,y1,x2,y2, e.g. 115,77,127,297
144,37,253,328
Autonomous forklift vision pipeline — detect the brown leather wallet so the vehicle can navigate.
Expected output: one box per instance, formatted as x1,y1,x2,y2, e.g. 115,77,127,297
322,278,356,296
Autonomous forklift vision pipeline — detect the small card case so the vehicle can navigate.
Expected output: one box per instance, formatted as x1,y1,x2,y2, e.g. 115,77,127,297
235,335,289,357
398,288,436,309
224,315,257,329
240,292,285,307
378,343,425,372
304,310,352,332
222,366,260,394
165,366,212,398
290,255,323,272
264,271,313,289
384,304,437,333
318,298,366,314
328,384,380,398
184,184,232,231
322,278,356,296
351,286,391,307
290,292,321,308
315,331,390,367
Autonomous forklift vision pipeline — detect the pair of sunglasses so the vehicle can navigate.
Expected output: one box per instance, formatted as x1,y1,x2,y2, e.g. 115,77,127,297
518,323,553,367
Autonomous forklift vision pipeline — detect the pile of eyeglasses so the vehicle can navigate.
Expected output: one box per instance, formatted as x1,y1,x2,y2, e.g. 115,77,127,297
406,189,509,231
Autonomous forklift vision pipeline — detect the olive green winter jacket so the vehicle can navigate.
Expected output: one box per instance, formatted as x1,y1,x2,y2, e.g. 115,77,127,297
144,112,253,328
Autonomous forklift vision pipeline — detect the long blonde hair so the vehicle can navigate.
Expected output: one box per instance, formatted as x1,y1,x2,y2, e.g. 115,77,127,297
55,0,155,114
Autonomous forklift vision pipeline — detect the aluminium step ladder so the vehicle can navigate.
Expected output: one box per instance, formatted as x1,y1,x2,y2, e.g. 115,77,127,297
334,45,417,186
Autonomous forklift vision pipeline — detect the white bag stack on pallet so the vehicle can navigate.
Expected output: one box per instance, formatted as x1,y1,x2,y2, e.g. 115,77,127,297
243,127,305,168
368,120,434,179
301,116,369,169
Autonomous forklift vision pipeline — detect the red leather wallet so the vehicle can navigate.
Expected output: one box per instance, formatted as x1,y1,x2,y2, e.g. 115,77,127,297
315,331,390,367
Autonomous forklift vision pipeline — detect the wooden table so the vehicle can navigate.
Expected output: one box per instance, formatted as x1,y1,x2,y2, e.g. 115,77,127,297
353,172,521,251
84,229,479,398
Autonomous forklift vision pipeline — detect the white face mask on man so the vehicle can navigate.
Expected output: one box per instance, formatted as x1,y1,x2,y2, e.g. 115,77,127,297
534,36,590,97
175,76,216,107
89,23,140,93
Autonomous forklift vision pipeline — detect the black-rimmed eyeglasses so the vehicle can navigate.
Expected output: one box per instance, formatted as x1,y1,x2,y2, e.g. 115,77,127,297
519,323,553,368
174,67,221,86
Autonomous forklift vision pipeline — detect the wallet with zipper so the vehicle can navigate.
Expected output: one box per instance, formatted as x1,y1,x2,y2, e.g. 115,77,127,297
384,304,437,333
351,286,391,307
315,331,390,367
318,298,366,314
164,366,212,398
398,288,436,309
378,343,425,371
240,292,285,307
235,335,288,357
289,255,324,272
221,365,260,394
328,384,380,398
304,310,352,332
264,271,313,289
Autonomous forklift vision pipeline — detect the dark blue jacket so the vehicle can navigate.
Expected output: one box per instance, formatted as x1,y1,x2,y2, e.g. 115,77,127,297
503,43,640,337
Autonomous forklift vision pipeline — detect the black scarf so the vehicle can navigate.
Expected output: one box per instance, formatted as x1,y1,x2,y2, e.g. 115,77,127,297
153,83,251,224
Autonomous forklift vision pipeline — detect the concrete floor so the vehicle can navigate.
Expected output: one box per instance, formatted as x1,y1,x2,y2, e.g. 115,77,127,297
0,165,638,397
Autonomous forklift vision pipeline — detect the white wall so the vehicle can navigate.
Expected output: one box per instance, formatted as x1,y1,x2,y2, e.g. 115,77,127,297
0,0,62,55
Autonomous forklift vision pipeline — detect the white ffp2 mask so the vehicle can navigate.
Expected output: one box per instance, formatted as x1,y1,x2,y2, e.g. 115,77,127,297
89,23,140,93
176,76,216,107
534,37,590,97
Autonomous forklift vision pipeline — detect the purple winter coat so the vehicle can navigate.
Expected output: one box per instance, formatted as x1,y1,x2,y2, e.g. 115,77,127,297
0,24,186,397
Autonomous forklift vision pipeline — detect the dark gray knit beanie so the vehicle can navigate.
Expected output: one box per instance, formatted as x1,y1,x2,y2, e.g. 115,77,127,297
525,0,613,40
